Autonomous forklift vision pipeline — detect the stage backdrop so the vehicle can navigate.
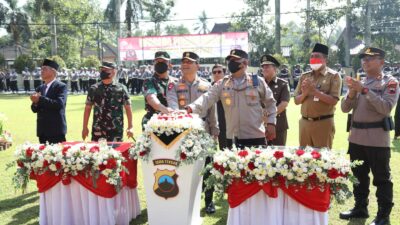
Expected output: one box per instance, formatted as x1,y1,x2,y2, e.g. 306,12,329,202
118,32,249,61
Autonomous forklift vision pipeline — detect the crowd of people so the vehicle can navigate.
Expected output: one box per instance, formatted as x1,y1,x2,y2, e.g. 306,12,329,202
22,43,400,225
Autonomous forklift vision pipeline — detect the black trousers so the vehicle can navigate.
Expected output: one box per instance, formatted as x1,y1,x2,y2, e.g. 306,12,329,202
10,81,18,92
82,80,89,93
227,137,266,149
267,130,287,146
39,135,66,144
6,79,11,91
395,98,400,137
71,81,79,93
24,80,30,92
348,142,393,208
202,156,214,206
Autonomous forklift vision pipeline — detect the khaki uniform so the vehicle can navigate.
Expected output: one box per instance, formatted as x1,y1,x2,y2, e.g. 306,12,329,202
188,73,276,140
167,77,219,136
341,74,399,147
266,77,290,145
294,67,341,148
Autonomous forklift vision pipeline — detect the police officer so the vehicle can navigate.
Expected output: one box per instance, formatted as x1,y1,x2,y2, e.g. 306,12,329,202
340,47,399,225
117,66,127,86
186,49,277,148
292,64,302,91
0,70,5,92
81,67,89,93
22,67,31,93
32,67,42,90
211,64,227,150
141,51,176,129
294,43,342,149
9,69,18,93
70,68,80,94
167,51,219,214
261,54,290,146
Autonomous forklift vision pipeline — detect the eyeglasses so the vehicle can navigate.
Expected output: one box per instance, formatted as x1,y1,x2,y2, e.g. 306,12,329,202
212,70,223,74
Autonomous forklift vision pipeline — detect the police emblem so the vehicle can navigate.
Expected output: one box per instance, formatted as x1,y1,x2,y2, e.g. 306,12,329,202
186,52,190,57
153,169,179,199
225,98,231,106
168,82,174,90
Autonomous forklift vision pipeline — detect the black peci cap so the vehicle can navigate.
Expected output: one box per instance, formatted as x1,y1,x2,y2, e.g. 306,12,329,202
312,43,329,55
42,59,59,71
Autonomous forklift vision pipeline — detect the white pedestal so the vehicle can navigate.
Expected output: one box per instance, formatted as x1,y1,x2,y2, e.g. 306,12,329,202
141,133,204,225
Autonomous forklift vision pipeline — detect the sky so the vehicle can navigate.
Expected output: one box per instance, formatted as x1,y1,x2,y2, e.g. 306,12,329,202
0,0,345,36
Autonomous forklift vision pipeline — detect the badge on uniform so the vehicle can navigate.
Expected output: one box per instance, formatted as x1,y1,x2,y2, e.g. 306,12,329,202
168,83,174,90
387,80,398,94
178,83,186,90
225,98,232,106
198,85,208,92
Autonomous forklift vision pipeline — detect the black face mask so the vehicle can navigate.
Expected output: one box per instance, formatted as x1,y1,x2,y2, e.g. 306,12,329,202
154,62,168,74
100,71,111,80
228,60,242,73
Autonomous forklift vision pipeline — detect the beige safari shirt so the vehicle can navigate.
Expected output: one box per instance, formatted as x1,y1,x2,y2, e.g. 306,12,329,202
167,76,219,136
188,73,277,140
294,67,342,118
341,74,399,147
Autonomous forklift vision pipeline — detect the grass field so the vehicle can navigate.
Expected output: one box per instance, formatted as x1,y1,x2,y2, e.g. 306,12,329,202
0,94,399,225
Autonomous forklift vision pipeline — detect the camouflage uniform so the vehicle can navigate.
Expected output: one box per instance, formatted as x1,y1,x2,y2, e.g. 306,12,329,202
141,73,177,129
86,81,131,141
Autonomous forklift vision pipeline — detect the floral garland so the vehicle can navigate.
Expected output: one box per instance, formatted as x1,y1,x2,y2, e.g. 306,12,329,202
206,146,362,204
130,111,215,165
7,141,127,192
0,112,12,148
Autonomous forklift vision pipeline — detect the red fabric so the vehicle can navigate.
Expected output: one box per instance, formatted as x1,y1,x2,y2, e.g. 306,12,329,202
227,180,331,212
227,180,278,208
31,142,137,198
310,58,323,65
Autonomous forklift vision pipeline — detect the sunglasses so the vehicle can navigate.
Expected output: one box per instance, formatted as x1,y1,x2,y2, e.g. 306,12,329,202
212,70,223,74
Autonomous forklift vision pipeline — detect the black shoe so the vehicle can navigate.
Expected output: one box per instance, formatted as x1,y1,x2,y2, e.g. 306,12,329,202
339,207,369,220
369,216,390,225
205,202,216,214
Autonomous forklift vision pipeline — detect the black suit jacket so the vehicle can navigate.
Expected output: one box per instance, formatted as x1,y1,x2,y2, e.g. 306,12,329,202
31,80,67,137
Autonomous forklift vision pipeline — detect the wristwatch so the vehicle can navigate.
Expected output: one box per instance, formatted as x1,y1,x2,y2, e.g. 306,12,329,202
361,87,369,95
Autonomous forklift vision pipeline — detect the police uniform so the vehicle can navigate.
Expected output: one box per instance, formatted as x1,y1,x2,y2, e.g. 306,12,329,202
9,70,18,93
22,69,31,92
188,49,277,148
70,69,80,93
33,68,42,89
340,47,399,225
260,54,290,146
292,65,302,90
141,51,178,129
294,43,342,149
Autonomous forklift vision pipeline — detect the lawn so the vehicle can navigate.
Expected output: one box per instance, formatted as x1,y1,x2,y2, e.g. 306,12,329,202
0,94,399,225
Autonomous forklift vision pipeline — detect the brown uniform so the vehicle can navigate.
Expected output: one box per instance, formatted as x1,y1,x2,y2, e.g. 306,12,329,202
266,77,290,146
294,67,342,148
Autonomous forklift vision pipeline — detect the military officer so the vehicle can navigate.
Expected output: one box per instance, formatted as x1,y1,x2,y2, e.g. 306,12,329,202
186,49,277,148
82,62,133,142
340,47,399,225
294,43,342,149
167,51,219,214
261,54,290,146
141,51,176,129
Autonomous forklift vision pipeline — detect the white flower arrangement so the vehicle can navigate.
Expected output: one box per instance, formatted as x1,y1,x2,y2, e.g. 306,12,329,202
206,146,362,204
8,141,127,192
130,111,216,165
0,112,12,149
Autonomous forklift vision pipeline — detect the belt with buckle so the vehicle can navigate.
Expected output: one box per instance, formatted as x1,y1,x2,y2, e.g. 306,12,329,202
302,114,333,121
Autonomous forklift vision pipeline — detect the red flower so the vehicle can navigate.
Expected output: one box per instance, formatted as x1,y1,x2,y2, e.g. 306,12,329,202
238,150,248,158
17,160,24,168
248,162,256,170
309,173,317,181
99,164,106,171
139,151,147,156
213,163,225,175
311,151,321,159
296,149,305,156
62,176,71,185
80,146,86,151
55,162,62,170
240,169,246,177
106,158,117,169
39,145,45,150
89,146,100,153
25,148,33,157
255,149,262,155
274,151,284,159
328,168,340,179
43,160,49,167
180,152,187,160
62,146,71,155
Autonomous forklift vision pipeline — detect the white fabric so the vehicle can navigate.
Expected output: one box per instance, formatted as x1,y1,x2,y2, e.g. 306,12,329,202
227,190,285,225
39,179,140,225
227,190,328,225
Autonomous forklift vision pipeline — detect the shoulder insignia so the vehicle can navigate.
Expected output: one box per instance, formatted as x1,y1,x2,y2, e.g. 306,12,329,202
198,85,209,92
387,80,398,94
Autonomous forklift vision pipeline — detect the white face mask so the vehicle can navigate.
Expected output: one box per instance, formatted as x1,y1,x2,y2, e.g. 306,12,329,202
310,64,322,71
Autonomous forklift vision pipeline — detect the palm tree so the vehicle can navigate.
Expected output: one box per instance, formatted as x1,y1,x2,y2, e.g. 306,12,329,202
105,0,143,37
0,0,31,58
194,10,209,34
142,0,174,36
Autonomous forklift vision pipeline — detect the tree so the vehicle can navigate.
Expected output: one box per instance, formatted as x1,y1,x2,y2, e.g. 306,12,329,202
13,54,35,73
194,10,209,34
274,0,281,53
125,0,143,37
142,0,175,35
48,55,66,69
81,55,101,68
0,0,31,58
164,24,190,35
0,54,5,68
